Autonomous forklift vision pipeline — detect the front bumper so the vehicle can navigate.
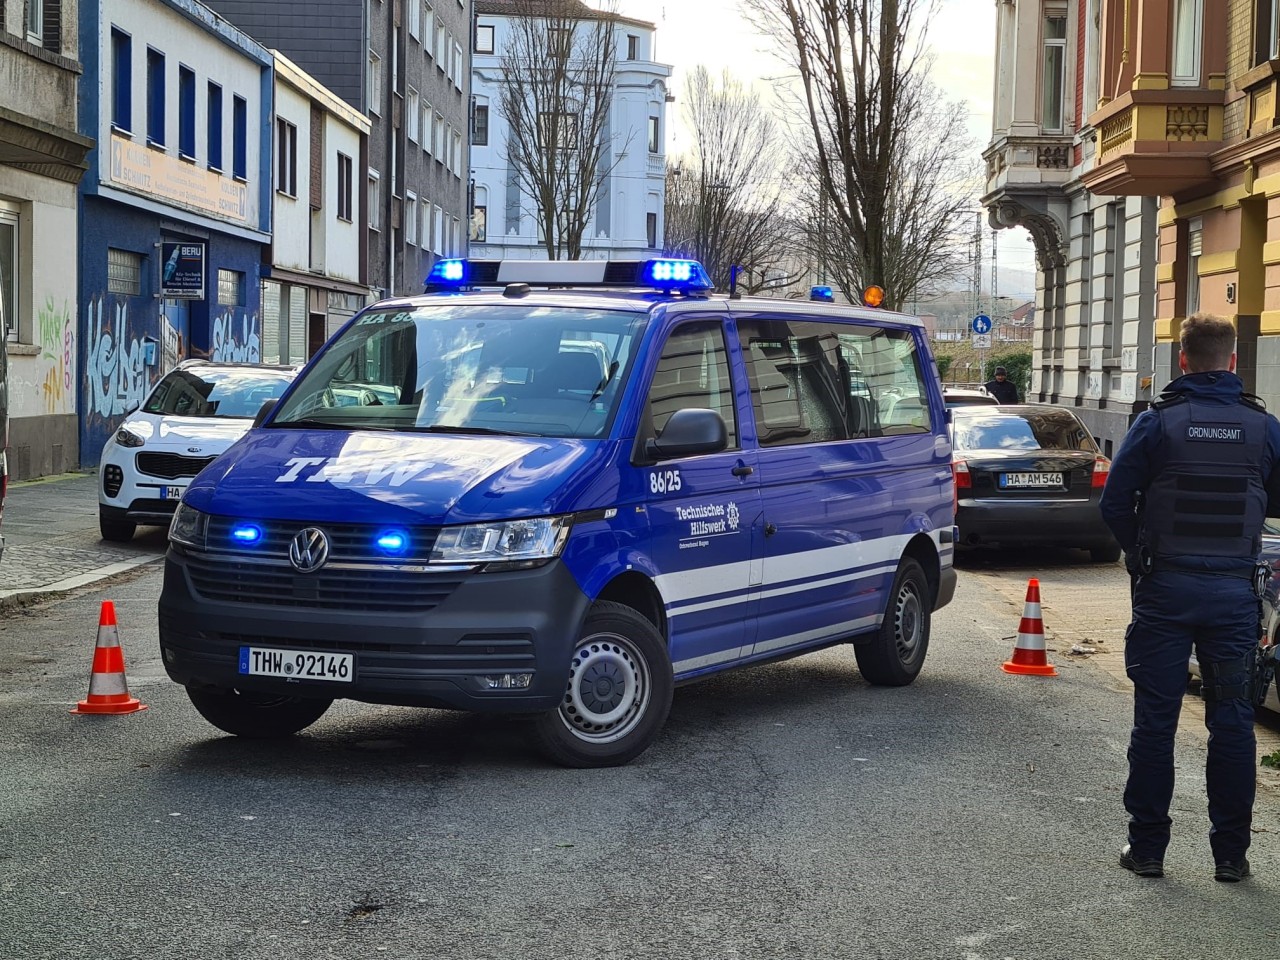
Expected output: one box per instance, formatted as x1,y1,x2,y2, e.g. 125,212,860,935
957,496,1116,549
158,549,592,712
99,447,192,526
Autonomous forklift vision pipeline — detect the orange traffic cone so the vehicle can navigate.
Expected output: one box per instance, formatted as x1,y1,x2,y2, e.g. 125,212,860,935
71,601,148,715
1002,578,1058,677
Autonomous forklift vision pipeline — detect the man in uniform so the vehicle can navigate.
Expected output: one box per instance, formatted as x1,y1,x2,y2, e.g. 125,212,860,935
1101,312,1280,882
984,366,1019,404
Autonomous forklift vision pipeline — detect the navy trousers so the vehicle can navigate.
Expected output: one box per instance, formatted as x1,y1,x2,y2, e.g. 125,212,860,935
1125,570,1257,863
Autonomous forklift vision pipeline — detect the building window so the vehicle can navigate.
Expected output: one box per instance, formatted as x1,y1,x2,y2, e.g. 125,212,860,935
111,29,132,133
393,27,401,94
368,51,382,116
1186,218,1202,316
421,100,431,153
0,207,18,342
647,212,657,248
406,191,418,245
146,48,165,145
337,152,353,221
408,0,420,41
40,0,61,53
434,205,443,254
368,169,381,231
108,248,143,296
452,130,462,177
207,82,223,171
424,3,435,56
471,205,487,242
472,103,489,145
476,23,494,54
276,118,297,197
539,112,580,148
178,65,196,159
217,268,245,307
407,88,419,142
434,112,445,159
25,0,42,45
1171,0,1203,84
454,41,463,90
1041,14,1067,133
647,115,659,153
627,34,638,60
1256,0,1280,65
232,95,247,180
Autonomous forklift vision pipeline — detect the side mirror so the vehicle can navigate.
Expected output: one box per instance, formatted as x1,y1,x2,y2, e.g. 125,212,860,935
253,398,278,428
122,399,141,416
645,408,728,461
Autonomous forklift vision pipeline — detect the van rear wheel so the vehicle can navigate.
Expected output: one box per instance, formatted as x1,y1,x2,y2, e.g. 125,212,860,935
855,558,931,686
186,686,332,738
532,601,673,768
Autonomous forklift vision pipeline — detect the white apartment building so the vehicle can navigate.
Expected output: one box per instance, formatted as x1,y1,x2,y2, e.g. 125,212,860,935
981,0,1159,457
263,52,373,363
469,0,672,260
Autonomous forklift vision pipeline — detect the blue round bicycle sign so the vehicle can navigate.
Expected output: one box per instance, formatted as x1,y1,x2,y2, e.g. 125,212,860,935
972,314,992,334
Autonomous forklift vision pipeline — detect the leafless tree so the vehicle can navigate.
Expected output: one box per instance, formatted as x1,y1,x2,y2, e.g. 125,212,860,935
746,0,976,310
663,67,808,294
497,0,631,260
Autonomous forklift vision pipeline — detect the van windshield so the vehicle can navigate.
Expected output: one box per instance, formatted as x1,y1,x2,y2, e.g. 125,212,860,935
271,304,647,439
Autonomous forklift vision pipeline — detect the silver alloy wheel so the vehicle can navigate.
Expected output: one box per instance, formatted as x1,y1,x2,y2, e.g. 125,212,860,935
558,631,651,744
894,580,924,662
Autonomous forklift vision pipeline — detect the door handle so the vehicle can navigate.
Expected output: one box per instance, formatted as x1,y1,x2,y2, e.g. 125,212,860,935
731,464,754,477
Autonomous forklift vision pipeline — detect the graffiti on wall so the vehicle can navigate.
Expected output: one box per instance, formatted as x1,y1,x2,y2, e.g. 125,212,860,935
38,298,76,415
85,295,150,422
211,311,261,363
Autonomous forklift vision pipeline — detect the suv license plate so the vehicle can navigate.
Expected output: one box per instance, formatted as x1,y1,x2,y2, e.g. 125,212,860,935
239,647,354,682
1000,472,1063,489
161,485,183,499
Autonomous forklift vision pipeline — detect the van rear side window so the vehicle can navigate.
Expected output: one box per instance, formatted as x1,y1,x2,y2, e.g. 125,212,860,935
739,318,932,446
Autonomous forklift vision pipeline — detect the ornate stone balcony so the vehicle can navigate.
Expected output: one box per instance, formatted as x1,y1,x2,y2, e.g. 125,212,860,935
1080,89,1223,197
980,133,1076,269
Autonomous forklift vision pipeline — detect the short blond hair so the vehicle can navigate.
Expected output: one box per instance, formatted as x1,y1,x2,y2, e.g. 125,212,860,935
1179,312,1236,373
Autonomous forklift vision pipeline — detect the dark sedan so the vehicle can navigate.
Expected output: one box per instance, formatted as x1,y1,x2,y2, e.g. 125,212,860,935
950,404,1121,562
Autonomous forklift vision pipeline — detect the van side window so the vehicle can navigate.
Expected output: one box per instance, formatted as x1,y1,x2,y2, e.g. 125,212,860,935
740,319,931,445
645,322,738,449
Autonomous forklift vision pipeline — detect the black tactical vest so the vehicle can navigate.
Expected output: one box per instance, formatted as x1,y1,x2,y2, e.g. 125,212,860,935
1141,395,1268,560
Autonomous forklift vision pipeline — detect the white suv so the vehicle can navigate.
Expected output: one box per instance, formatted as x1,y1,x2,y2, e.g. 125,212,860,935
98,360,297,541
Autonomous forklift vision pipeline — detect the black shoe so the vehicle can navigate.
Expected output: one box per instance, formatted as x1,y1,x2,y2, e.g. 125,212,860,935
1120,844,1164,878
1214,859,1251,883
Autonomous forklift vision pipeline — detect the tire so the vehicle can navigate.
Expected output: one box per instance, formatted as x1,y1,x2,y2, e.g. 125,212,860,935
99,512,137,542
1090,543,1122,564
532,600,674,768
186,686,332,738
855,558,931,686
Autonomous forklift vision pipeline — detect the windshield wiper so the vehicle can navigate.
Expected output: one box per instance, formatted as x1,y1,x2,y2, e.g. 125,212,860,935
272,417,392,431
413,424,540,437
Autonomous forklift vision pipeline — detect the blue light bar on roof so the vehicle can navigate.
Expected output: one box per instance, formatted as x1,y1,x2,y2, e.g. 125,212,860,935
810,285,835,303
426,259,469,286
639,259,713,292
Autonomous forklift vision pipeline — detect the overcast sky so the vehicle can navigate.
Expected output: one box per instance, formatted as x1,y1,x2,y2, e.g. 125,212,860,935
603,0,1038,281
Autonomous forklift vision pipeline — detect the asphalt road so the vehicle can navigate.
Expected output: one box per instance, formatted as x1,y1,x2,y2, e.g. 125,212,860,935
1,554,1277,960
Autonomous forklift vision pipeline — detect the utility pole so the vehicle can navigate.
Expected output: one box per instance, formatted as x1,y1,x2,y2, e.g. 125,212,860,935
991,228,999,333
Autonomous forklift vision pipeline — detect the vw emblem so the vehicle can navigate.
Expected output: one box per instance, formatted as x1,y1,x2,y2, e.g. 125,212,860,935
289,527,330,573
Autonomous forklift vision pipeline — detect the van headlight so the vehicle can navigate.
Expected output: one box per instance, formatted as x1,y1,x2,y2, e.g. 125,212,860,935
169,502,209,549
430,516,572,571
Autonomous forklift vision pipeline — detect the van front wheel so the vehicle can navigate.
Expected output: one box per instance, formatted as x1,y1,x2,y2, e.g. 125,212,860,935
532,601,673,768
855,558,931,686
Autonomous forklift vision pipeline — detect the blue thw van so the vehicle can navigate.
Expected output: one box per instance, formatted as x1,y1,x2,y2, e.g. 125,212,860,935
159,260,957,766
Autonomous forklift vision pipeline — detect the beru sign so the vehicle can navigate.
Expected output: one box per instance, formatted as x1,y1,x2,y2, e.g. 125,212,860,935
160,242,205,299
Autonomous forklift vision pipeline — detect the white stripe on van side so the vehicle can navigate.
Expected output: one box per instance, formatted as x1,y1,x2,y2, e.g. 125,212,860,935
670,615,883,674
669,562,900,618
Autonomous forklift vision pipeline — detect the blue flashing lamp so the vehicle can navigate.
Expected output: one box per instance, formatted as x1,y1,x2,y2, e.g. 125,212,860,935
375,529,410,555
810,285,835,303
425,259,469,287
639,259,713,292
231,523,263,545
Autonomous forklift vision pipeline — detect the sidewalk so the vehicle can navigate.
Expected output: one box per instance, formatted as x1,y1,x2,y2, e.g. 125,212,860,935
0,472,166,608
